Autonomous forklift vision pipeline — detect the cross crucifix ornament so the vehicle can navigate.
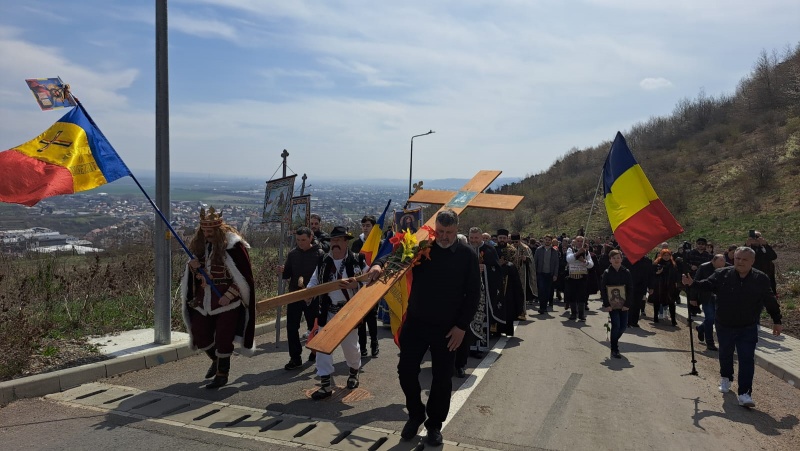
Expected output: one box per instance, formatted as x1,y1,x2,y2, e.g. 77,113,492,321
306,170,523,354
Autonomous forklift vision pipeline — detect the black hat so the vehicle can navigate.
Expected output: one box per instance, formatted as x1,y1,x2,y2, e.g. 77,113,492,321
329,226,354,240
510,233,521,241
497,228,510,237
695,237,708,244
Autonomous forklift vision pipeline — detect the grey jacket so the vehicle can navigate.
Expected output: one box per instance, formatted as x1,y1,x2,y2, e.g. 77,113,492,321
534,245,559,275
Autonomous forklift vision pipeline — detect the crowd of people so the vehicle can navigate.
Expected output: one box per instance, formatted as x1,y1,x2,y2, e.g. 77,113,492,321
179,206,784,444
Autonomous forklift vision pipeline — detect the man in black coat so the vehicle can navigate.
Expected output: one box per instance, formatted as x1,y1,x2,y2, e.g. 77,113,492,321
397,210,480,446
683,247,782,408
688,254,727,351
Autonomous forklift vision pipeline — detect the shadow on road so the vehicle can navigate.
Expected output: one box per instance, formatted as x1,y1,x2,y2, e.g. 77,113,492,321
691,393,799,436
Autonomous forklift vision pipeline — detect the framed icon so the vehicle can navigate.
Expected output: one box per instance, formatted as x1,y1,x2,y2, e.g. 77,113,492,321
290,195,311,231
262,175,296,223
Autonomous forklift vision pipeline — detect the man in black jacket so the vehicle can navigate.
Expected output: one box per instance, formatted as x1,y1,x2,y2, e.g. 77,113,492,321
398,209,480,446
747,231,778,296
683,247,782,408
689,254,726,351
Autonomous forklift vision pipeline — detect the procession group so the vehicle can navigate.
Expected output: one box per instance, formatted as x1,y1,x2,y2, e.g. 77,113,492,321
178,206,783,445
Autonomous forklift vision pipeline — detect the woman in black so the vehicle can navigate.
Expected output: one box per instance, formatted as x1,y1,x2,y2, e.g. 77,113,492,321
649,249,681,326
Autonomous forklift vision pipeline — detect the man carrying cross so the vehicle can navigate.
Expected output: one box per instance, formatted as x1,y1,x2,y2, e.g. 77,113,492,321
397,209,480,445
306,226,382,400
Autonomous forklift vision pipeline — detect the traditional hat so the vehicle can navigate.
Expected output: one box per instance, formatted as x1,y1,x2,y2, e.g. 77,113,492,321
497,228,510,237
329,225,354,240
199,206,223,229
510,233,521,241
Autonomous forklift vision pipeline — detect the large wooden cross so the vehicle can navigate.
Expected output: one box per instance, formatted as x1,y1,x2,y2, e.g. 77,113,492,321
306,170,523,354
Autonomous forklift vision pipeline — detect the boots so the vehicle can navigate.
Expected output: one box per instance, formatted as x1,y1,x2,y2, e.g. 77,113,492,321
204,349,218,379
347,367,360,389
205,357,229,389
371,340,379,357
312,375,333,400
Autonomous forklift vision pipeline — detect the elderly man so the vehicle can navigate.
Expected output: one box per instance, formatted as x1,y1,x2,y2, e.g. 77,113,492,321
306,226,382,400
683,247,782,408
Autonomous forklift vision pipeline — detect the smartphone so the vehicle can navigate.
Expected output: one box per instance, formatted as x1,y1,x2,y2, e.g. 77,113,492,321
748,229,756,238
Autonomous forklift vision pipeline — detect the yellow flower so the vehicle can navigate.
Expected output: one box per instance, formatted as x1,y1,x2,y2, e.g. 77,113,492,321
401,229,417,261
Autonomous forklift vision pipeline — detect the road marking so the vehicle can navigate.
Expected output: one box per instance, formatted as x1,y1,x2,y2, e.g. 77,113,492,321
443,324,516,430
531,372,583,449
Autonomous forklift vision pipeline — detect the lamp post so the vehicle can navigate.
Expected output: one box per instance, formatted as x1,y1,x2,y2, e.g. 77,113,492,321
408,130,435,203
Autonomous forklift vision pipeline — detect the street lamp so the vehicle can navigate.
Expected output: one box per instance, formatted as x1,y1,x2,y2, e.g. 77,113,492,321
408,130,435,204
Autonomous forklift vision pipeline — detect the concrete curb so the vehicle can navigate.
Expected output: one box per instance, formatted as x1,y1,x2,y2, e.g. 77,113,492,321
0,320,278,405
672,302,799,390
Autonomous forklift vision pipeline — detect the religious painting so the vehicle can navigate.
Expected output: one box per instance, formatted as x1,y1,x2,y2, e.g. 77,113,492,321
290,195,310,232
446,191,478,208
394,208,422,233
606,285,626,310
25,77,76,111
262,175,296,223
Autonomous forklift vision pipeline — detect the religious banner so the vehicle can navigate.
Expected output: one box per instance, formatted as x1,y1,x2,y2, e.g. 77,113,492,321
290,195,310,231
394,208,422,233
262,175,295,223
25,77,76,111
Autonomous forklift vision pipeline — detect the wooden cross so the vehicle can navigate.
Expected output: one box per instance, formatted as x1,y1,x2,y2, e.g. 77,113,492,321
306,170,523,354
38,130,72,153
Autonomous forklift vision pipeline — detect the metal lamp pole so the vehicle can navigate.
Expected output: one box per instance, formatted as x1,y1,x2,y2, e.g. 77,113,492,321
407,130,435,203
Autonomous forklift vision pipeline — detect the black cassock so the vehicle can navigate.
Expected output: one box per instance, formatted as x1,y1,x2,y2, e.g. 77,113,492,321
490,261,525,336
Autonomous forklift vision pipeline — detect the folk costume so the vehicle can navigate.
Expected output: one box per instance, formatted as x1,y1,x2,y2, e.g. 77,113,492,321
306,226,369,400
181,207,256,389
565,244,594,321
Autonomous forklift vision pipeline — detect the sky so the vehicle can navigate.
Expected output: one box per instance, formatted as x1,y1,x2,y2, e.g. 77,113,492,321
1,1,798,183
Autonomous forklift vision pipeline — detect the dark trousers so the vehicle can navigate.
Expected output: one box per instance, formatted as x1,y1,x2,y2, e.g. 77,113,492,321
358,306,379,349
609,310,629,352
286,300,306,361
717,323,758,395
652,301,676,323
190,308,240,357
398,320,455,432
697,301,716,345
536,272,555,311
454,332,477,370
628,292,645,325
565,276,588,319
303,298,319,331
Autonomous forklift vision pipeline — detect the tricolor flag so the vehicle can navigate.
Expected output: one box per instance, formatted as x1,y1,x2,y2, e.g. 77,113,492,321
0,104,131,207
359,199,391,265
603,132,683,263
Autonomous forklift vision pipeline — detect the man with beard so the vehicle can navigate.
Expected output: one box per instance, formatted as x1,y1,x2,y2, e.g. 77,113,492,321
491,245,525,336
397,210,480,446
454,227,499,377
306,226,383,400
309,213,330,253
511,232,536,317
182,207,256,389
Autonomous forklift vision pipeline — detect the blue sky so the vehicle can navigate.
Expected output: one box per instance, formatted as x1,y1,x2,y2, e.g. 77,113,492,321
1,1,798,182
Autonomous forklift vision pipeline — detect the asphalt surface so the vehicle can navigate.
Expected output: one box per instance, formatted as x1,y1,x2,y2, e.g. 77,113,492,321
2,299,799,450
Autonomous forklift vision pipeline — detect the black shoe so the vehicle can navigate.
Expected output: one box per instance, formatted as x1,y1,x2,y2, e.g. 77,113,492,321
205,360,218,379
569,315,576,321
611,350,622,359
205,374,228,389
653,317,660,323
347,367,360,389
579,317,586,322
308,352,316,362
671,319,678,327
539,310,547,315
371,342,379,357
706,343,718,351
401,417,425,441
426,429,443,446
311,385,332,400
696,326,705,343
455,367,466,378
360,348,368,357
284,359,303,370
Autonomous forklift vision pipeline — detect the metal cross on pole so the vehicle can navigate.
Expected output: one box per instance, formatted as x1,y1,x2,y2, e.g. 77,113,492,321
274,149,290,347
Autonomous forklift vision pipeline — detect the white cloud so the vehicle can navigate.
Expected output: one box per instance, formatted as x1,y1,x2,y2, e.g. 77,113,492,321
170,13,239,41
639,77,674,91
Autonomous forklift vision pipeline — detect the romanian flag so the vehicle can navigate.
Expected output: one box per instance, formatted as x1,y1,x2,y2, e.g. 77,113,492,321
359,199,391,265
384,272,412,346
0,104,130,207
603,132,683,263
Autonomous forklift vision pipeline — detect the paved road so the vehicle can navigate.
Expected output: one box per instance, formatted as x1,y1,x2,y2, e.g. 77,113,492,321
2,300,799,450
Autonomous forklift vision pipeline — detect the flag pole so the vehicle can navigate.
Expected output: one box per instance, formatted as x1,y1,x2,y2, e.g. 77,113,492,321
74,101,223,298
584,170,604,238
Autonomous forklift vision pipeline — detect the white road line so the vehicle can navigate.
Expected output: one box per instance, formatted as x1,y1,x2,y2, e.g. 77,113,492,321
442,323,516,430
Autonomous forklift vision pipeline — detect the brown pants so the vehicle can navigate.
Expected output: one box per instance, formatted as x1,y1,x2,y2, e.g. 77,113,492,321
190,308,240,357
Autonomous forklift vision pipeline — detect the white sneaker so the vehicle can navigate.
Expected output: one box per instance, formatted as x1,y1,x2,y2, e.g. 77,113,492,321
738,393,755,407
718,377,731,393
